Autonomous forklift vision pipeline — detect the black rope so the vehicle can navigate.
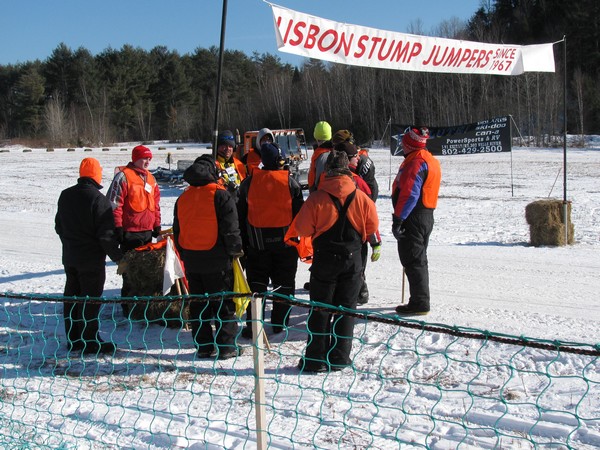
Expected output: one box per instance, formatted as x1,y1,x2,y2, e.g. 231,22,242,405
3,291,599,357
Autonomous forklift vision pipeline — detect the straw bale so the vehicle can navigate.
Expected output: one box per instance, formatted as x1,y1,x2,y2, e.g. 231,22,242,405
121,248,190,327
525,199,574,246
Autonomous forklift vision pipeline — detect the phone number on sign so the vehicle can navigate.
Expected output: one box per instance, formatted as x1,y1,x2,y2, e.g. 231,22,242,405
441,145,504,155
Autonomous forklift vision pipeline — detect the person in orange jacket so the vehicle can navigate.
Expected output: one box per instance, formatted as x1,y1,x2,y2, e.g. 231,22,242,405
237,142,305,337
392,126,442,316
335,141,382,306
173,155,244,360
108,145,161,312
293,150,380,373
215,130,246,199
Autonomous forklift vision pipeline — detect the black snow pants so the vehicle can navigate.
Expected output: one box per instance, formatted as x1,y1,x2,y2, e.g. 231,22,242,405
244,246,298,331
187,270,238,354
397,210,435,310
63,265,105,345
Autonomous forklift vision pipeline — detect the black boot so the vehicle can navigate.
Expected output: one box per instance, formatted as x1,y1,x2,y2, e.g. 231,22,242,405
395,303,429,316
357,281,369,305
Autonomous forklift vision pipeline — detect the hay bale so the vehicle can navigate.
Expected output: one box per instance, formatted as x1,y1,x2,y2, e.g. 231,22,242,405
177,160,194,171
525,199,574,246
121,247,190,327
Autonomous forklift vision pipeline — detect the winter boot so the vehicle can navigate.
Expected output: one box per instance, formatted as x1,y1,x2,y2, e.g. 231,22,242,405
357,281,369,305
395,303,430,316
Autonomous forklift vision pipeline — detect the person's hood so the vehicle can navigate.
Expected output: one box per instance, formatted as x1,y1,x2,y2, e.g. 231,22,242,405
183,155,218,186
256,128,274,150
317,173,357,200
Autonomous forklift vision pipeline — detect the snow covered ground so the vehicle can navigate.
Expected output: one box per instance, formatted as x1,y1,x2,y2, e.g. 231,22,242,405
0,140,598,448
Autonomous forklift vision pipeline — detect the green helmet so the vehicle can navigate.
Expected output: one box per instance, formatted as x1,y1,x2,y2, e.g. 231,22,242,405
313,121,332,142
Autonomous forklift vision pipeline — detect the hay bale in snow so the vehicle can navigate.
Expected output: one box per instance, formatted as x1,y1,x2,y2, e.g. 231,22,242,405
525,199,574,246
121,247,189,327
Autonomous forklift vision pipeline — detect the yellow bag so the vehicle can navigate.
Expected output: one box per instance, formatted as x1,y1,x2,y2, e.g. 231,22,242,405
232,257,251,318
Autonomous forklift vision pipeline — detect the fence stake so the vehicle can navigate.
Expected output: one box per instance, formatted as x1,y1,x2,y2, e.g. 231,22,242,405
401,268,406,304
251,295,267,449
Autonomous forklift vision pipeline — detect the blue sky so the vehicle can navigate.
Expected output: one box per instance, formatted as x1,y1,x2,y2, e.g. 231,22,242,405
1,0,483,66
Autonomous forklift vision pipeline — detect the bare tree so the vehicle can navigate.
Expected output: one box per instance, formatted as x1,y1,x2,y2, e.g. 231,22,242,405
45,93,69,146
572,67,586,146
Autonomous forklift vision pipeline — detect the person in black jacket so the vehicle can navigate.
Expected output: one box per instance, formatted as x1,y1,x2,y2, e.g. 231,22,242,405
173,155,244,360
55,158,123,355
237,143,305,337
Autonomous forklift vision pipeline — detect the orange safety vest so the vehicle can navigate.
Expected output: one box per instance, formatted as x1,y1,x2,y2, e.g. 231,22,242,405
307,146,330,189
399,150,441,209
421,151,441,208
177,184,223,250
122,167,157,213
246,149,262,175
247,170,292,228
284,219,313,263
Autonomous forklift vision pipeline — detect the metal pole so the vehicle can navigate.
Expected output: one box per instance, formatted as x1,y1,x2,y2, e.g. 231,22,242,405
509,114,514,197
212,0,228,158
562,36,569,244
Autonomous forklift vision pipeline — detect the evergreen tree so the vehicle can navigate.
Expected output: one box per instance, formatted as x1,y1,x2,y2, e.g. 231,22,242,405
148,46,192,141
13,63,45,137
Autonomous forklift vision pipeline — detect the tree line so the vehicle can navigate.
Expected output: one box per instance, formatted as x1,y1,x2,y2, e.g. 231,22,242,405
0,0,598,147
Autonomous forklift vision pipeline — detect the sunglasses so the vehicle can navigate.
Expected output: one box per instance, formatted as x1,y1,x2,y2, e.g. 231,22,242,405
403,127,429,137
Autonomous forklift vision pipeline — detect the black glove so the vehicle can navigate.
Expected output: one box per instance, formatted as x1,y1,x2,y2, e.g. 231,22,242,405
115,227,124,243
392,217,405,241
117,260,128,275
231,250,244,259
226,181,239,194
152,226,162,238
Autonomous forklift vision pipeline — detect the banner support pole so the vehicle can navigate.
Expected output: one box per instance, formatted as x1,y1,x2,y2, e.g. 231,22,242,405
508,114,514,197
562,36,569,244
212,0,228,157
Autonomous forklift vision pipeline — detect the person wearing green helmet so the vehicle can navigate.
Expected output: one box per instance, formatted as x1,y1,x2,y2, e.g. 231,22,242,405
307,121,333,192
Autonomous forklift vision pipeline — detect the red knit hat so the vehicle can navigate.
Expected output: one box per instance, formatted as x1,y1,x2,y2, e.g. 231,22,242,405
79,157,102,185
402,127,429,154
132,145,153,162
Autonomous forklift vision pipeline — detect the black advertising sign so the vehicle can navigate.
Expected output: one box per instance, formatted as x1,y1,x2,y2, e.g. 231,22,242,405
391,116,512,156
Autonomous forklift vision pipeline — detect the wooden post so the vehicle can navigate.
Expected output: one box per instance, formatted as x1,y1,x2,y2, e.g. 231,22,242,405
401,268,407,304
251,295,267,450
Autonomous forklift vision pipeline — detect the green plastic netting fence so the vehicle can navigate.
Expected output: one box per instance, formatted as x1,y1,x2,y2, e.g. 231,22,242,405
0,291,598,449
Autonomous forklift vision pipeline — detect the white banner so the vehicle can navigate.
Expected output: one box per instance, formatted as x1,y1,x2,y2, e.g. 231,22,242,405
270,4,555,76
163,236,186,295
